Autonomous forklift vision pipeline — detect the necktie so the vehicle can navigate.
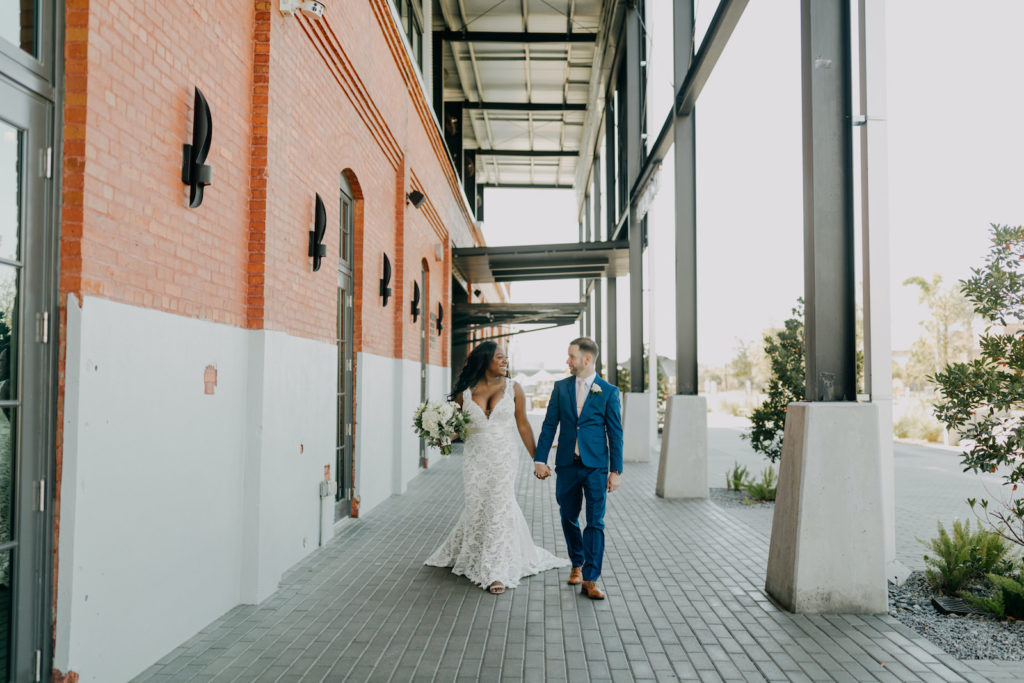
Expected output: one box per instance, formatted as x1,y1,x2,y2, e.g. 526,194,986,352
575,378,586,456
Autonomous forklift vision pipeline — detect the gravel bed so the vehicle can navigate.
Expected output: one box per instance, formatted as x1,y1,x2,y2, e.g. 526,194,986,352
888,571,1024,661
709,487,775,510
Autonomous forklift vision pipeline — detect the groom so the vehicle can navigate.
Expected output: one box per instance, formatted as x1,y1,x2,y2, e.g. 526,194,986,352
534,337,623,599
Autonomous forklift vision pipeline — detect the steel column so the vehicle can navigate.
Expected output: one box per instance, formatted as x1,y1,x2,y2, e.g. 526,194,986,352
605,103,618,387
593,153,603,376
444,101,464,182
463,149,477,220
432,34,444,126
584,192,593,337
858,0,896,563
579,218,585,336
801,0,856,402
674,0,698,395
626,2,644,393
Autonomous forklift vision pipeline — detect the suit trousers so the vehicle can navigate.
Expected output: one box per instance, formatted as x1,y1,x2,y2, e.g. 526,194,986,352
554,460,608,581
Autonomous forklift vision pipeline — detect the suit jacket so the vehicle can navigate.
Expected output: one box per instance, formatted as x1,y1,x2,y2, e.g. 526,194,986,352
534,375,623,472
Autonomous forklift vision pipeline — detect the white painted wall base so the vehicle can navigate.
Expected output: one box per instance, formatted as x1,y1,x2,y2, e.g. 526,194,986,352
54,296,449,682
622,392,653,463
354,352,448,515
765,402,887,614
657,395,708,499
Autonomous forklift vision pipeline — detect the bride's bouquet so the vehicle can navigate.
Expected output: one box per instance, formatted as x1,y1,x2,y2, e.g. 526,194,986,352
413,399,471,455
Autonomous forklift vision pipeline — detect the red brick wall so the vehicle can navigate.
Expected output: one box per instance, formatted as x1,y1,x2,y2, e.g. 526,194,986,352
60,1,255,324
60,0,472,357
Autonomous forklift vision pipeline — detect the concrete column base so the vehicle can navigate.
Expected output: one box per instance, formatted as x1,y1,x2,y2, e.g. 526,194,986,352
657,395,708,498
765,402,887,614
622,392,652,463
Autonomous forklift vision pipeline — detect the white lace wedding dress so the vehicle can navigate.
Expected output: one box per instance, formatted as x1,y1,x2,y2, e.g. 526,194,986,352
425,378,569,589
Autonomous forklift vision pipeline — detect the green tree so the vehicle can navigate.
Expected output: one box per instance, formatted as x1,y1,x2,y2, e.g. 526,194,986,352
743,301,805,463
903,273,977,380
616,346,669,409
931,225,1024,549
729,339,755,390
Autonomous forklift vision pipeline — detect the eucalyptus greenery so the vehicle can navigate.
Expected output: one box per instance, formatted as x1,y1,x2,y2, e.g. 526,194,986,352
931,224,1024,548
743,301,805,463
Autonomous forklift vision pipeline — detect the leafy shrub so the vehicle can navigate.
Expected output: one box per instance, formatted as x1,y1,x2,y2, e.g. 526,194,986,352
742,466,778,503
962,570,1024,620
894,412,944,442
720,400,748,418
726,462,750,491
743,303,804,463
931,224,1024,549
919,519,1013,593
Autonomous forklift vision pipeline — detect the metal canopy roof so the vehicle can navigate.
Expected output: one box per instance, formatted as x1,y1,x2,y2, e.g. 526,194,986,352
435,0,604,188
453,302,583,331
453,239,628,283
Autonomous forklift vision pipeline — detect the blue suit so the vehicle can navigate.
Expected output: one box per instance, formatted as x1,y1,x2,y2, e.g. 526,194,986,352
534,375,623,581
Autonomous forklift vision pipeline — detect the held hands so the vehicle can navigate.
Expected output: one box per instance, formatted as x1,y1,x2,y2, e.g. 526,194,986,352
533,462,552,480
607,472,621,493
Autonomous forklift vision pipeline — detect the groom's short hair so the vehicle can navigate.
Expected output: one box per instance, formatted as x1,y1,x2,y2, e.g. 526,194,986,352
570,336,599,360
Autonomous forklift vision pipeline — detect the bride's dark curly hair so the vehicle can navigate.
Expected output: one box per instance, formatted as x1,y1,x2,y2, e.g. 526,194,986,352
449,341,508,400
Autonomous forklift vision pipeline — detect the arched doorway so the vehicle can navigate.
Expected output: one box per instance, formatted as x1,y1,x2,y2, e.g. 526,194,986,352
336,170,360,519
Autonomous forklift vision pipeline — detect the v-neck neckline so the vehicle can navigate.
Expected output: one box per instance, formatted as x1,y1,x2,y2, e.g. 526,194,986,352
471,380,507,421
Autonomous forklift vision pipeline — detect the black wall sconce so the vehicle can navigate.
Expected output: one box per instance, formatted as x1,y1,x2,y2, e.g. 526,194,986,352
436,303,444,335
406,190,426,208
411,281,421,322
181,87,213,209
380,253,393,306
308,193,327,271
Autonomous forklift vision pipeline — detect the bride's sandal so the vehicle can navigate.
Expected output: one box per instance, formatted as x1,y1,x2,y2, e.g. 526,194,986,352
488,582,506,595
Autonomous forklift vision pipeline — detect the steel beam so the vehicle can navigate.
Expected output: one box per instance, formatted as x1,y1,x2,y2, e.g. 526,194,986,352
436,30,597,43
474,149,579,157
629,0,749,217
459,101,587,112
478,183,574,189
626,2,644,393
801,0,856,402
675,0,698,396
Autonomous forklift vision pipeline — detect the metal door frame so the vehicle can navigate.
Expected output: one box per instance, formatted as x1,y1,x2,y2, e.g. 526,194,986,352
0,2,62,680
0,80,56,683
335,180,355,520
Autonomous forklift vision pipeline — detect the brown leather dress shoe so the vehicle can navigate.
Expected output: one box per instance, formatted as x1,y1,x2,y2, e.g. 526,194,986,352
580,580,605,600
567,567,583,585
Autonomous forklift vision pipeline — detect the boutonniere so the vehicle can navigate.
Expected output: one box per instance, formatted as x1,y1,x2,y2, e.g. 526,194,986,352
590,384,602,394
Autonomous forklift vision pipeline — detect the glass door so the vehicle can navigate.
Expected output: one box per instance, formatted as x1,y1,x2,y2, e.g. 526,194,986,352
335,179,355,520
0,79,53,683
419,265,428,468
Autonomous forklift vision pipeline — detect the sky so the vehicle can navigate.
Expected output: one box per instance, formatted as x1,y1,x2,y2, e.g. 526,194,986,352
479,0,1024,372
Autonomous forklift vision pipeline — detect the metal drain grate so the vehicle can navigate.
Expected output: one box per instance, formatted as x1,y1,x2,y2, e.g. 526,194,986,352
931,596,983,615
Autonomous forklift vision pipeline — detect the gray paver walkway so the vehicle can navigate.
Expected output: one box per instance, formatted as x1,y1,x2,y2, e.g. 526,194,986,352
134,449,1018,682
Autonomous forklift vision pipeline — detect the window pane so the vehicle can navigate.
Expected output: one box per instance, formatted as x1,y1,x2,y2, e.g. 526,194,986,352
0,123,22,262
0,266,17,402
0,1,36,57
0,406,14,548
0,547,10,678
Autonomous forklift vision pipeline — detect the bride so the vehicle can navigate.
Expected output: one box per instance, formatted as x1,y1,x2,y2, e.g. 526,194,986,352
426,341,569,594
